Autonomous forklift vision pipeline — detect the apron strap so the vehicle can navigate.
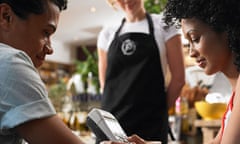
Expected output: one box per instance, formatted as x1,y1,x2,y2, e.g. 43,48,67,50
146,13,154,36
113,18,126,39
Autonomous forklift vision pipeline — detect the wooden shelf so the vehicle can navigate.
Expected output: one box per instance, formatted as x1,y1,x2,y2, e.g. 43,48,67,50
38,61,75,85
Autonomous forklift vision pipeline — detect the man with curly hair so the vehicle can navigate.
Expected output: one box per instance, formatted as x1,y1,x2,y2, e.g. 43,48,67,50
101,0,240,143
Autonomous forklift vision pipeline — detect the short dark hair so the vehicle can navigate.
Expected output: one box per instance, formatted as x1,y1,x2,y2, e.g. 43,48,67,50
163,0,240,71
0,0,67,19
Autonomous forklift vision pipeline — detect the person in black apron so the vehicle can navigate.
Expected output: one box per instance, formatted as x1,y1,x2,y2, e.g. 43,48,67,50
101,13,168,143
97,1,185,144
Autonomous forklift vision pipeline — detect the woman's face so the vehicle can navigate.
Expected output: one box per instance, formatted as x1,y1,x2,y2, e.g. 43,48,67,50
181,18,231,75
114,0,144,16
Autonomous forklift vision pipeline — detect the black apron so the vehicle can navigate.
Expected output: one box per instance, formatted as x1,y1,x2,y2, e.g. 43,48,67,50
102,13,168,144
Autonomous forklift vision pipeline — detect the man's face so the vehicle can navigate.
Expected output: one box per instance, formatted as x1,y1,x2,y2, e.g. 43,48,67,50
5,1,60,68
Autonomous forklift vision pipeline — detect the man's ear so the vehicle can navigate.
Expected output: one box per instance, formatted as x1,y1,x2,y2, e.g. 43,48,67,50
0,3,13,30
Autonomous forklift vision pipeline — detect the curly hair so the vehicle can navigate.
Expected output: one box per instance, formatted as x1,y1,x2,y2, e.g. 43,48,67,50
163,0,240,71
0,0,67,19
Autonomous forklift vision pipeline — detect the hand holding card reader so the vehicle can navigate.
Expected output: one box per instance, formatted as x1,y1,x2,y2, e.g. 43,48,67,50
86,108,129,143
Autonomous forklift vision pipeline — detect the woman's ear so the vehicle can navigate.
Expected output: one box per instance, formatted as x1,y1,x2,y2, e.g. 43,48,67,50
3,12,11,23
0,3,13,30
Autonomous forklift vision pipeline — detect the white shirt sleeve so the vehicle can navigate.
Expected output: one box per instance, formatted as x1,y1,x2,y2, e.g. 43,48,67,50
97,26,114,52
158,13,181,42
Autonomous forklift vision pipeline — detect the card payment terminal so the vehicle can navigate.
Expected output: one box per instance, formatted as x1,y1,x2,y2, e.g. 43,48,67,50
86,108,128,143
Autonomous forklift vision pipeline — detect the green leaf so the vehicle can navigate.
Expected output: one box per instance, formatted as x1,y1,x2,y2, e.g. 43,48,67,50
74,46,99,93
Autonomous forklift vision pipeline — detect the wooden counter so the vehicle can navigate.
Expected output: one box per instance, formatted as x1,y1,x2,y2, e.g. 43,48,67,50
194,119,221,144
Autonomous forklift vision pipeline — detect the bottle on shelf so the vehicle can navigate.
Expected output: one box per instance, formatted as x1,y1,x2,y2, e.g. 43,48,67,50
175,96,189,134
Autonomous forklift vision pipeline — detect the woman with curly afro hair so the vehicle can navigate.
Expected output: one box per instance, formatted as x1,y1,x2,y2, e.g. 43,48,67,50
101,0,240,144
163,0,240,143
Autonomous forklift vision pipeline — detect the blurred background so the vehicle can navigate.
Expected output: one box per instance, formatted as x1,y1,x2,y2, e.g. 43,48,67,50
38,0,232,143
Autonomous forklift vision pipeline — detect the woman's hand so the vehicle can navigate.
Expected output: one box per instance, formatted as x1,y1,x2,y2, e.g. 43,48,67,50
127,135,146,144
100,134,161,144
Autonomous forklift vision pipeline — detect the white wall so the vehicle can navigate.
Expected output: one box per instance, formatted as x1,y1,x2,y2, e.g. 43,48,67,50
46,40,77,64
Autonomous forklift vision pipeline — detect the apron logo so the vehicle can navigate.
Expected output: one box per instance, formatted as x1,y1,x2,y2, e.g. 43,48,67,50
121,39,136,55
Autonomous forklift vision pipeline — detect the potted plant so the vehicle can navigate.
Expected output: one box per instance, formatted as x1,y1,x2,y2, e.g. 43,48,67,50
75,46,99,94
